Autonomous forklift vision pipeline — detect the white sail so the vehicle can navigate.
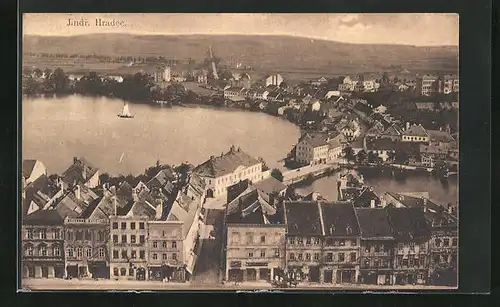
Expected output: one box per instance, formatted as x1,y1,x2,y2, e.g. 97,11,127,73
122,103,131,116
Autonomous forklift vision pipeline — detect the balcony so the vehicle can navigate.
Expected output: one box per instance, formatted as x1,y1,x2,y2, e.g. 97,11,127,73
65,218,108,224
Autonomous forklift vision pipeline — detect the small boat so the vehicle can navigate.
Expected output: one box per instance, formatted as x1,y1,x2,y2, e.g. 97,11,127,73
118,102,134,118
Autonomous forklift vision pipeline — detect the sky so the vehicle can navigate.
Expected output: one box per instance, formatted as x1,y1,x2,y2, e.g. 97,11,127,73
23,13,459,46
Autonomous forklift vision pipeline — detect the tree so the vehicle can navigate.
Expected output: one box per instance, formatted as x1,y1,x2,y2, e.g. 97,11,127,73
174,163,191,184
343,146,356,162
33,68,43,78
47,67,68,94
271,168,284,182
22,67,33,77
165,83,187,104
99,173,111,184
258,157,270,171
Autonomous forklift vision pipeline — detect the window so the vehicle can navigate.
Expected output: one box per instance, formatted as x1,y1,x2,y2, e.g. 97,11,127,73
314,253,320,261
121,250,127,259
306,253,311,261
131,235,136,244
409,242,415,251
260,235,266,243
121,222,126,230
452,238,458,246
338,253,345,262
153,241,158,248
246,233,253,244
121,235,127,243
131,250,136,259
98,247,105,259
113,250,119,259
435,238,442,247
162,231,165,237
162,241,167,248
140,235,145,244
172,253,177,260
351,240,357,246
139,222,145,230
112,222,118,229
326,253,333,262
172,241,177,249
67,247,74,258
409,258,414,267
443,238,450,247
86,248,92,258
289,238,295,245
85,230,91,241
40,229,47,239
162,253,167,260
129,268,134,276
120,268,126,276
298,253,303,260
398,243,403,251
374,259,380,267
113,235,118,243
402,259,408,267
130,222,136,230
350,252,356,262
27,229,33,239
260,250,266,258
140,250,145,259
152,253,158,260
274,249,280,257
297,238,303,245
313,237,320,245
306,238,311,245
54,229,60,240
374,245,380,253
339,239,345,246
77,247,83,259
289,253,295,260
415,258,420,267
248,251,254,258
25,245,33,256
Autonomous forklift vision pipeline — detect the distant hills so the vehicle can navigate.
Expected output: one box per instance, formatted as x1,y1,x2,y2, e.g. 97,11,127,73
22,34,459,78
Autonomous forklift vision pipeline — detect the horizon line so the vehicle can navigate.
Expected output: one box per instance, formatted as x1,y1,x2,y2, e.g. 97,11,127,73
23,32,459,48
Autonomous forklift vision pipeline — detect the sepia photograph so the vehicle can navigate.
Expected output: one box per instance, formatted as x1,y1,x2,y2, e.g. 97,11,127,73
20,13,459,291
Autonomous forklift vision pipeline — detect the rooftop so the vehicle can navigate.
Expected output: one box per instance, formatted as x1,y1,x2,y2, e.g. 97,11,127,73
23,209,64,225
22,159,39,178
320,202,360,237
427,130,455,143
226,188,283,225
404,125,429,137
61,157,99,186
355,208,394,239
284,201,323,236
386,207,430,241
194,146,260,178
252,176,287,196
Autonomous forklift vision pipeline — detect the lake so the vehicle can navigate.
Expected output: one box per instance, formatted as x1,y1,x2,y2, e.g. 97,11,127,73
22,95,301,175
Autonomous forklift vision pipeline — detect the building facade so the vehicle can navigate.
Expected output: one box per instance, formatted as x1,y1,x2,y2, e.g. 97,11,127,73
64,217,110,279
265,74,284,87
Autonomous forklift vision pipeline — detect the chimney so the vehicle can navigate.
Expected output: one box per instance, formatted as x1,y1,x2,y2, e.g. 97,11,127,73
82,166,87,180
155,199,163,219
113,195,117,216
75,185,81,200
406,122,410,131
74,157,78,164
132,190,138,202
59,180,64,195
370,199,376,209
448,204,453,214
210,155,215,161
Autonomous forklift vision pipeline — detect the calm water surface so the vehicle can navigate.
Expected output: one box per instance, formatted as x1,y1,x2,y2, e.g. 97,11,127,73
22,95,301,175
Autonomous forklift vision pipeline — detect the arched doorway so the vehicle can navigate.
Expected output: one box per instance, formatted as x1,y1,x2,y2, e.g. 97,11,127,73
136,267,146,281
206,189,214,198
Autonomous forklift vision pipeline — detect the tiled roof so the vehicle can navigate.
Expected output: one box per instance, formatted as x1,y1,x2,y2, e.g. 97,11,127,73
22,159,38,178
320,202,360,237
23,209,64,225
227,180,251,204
227,188,283,225
427,130,455,143
355,208,394,239
344,187,380,208
404,125,429,137
194,146,260,178
419,144,449,155
284,201,323,235
146,168,175,192
386,207,430,241
252,176,287,196
299,133,329,148
383,124,404,136
61,157,99,186
79,196,104,219
23,175,60,212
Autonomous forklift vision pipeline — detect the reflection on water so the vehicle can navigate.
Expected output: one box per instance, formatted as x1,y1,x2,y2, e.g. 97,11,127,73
22,95,300,175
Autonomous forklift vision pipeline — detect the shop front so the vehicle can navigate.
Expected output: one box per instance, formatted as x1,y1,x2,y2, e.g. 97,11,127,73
227,260,281,283
88,261,109,279
394,270,428,285
24,261,65,279
360,271,392,285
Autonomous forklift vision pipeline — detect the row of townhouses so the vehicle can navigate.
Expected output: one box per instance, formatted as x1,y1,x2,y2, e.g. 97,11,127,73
222,180,458,286
21,157,206,282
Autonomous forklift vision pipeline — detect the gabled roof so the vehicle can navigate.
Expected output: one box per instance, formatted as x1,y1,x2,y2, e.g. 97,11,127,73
22,159,38,178
61,157,99,186
426,130,455,143
320,202,360,237
383,124,404,136
419,144,449,155
226,188,282,225
284,201,323,236
252,176,287,196
355,208,394,239
299,133,329,148
227,180,251,204
23,175,60,213
146,168,175,191
386,207,430,241
23,209,64,225
194,146,260,178
404,125,429,137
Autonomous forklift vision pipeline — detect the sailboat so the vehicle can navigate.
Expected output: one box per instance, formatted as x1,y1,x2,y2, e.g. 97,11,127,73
118,102,134,118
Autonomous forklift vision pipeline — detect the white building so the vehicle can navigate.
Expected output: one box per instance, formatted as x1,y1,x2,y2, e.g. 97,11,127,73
193,146,263,198
295,133,345,165
154,66,171,83
265,74,284,87
402,124,430,143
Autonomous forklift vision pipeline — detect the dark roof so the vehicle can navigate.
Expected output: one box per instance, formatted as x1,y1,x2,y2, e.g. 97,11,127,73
23,209,64,225
284,201,323,236
227,180,251,204
403,125,429,137
61,157,99,186
419,144,449,155
146,168,175,191
252,176,287,195
194,146,260,178
343,187,380,208
386,207,430,241
299,133,329,148
355,208,394,239
226,188,283,225
427,130,455,143
387,193,442,212
320,202,360,237
78,196,104,219
22,159,38,178
23,175,60,213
